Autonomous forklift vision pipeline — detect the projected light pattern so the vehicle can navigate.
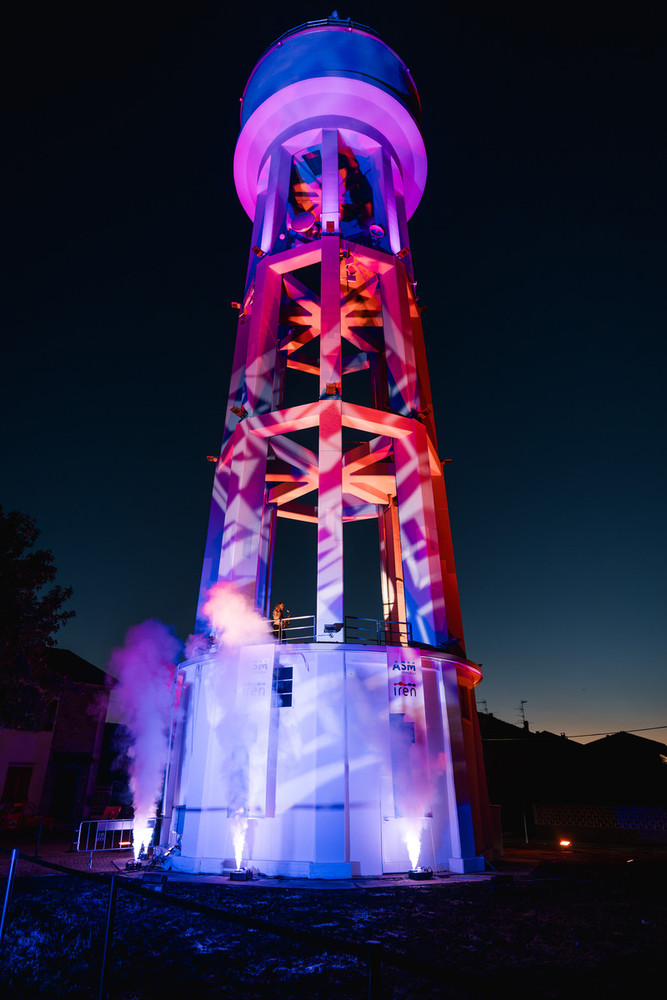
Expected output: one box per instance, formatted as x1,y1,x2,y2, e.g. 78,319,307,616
197,231,456,643
168,18,492,879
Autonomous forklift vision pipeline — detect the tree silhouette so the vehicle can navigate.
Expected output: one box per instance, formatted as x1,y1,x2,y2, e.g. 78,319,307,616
0,505,75,728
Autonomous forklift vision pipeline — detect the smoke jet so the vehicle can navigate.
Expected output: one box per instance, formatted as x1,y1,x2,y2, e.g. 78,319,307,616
110,619,182,859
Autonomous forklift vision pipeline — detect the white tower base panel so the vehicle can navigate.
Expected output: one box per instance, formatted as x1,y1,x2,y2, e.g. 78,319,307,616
164,643,485,878
167,856,362,879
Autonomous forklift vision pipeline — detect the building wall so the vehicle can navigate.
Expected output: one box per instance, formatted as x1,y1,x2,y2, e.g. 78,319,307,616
0,728,54,816
39,682,109,826
165,643,485,875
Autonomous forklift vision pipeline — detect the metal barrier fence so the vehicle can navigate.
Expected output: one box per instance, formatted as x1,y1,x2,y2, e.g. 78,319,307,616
76,820,134,852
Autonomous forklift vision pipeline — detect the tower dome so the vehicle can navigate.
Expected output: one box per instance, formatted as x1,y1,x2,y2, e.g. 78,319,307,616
234,19,426,220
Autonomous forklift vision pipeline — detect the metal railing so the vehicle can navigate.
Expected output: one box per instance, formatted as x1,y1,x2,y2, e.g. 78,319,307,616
344,616,413,646
263,18,378,55
271,614,316,644
267,615,413,646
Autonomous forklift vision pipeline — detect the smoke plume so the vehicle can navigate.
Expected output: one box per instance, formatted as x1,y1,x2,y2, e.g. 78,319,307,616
202,581,270,647
109,619,182,858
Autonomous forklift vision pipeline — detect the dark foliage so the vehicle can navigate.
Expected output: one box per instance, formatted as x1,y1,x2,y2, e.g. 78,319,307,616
0,505,75,729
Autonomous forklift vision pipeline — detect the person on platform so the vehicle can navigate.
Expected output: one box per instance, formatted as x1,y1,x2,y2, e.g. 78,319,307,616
272,602,290,642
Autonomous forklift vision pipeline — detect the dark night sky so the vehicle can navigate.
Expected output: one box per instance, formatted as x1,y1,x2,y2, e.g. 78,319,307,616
4,1,666,741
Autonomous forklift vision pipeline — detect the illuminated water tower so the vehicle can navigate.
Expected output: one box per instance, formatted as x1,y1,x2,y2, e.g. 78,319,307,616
165,17,493,877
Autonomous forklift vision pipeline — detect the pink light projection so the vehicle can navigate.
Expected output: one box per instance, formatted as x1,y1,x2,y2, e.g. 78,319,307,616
165,19,494,879
234,77,427,225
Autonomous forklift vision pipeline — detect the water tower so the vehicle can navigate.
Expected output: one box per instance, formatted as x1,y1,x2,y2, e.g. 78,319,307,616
164,17,492,877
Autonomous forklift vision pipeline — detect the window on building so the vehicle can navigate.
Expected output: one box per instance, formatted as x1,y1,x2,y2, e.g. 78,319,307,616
273,664,293,708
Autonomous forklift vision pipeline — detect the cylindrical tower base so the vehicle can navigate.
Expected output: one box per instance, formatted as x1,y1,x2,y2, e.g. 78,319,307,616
163,642,488,877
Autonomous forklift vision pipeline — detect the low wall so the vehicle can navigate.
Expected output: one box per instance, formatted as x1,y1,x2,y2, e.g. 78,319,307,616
533,803,667,844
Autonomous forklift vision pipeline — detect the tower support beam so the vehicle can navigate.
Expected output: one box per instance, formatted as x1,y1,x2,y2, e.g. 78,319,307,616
394,422,447,646
317,400,344,638
218,424,269,603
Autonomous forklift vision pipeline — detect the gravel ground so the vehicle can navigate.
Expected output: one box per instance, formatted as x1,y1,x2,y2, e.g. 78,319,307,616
1,835,666,998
